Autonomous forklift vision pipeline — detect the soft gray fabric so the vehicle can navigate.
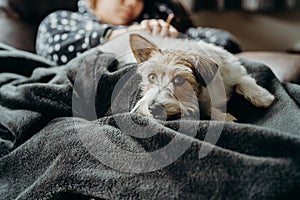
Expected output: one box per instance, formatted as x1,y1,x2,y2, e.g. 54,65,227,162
0,46,53,76
0,48,299,200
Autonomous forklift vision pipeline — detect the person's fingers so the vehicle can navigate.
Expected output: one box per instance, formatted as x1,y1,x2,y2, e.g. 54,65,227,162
169,25,179,38
139,19,179,38
149,19,162,35
165,13,175,25
158,19,169,37
140,20,151,31
158,19,178,38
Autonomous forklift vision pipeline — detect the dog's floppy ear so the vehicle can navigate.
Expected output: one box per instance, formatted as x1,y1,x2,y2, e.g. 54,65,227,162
130,34,160,64
192,55,219,87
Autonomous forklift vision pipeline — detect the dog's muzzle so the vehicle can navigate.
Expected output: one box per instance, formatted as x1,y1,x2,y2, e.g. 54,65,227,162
148,103,182,120
149,103,167,120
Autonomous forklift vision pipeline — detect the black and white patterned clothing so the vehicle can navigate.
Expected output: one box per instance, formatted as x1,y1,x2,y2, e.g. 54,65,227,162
36,0,241,65
35,0,183,65
35,0,115,65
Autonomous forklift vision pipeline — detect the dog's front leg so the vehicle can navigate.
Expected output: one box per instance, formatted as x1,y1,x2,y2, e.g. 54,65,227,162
235,75,275,108
210,107,237,122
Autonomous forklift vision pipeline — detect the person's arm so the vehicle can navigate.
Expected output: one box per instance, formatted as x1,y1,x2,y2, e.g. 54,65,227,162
185,27,242,54
36,11,114,65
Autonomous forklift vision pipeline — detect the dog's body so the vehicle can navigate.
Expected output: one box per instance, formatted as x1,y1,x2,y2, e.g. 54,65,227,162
99,32,275,121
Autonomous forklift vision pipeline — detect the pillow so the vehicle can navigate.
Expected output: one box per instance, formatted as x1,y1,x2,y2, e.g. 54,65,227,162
8,0,78,22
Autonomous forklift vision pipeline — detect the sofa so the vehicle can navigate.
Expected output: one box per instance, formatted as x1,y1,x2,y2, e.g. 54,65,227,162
0,0,77,52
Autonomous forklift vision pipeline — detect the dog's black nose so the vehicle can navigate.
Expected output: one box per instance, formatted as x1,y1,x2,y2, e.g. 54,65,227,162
149,103,165,118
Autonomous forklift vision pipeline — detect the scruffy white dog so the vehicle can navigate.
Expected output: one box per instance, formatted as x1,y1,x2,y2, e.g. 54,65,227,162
99,32,275,121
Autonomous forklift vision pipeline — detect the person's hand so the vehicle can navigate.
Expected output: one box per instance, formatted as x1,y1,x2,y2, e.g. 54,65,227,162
108,19,179,40
138,19,178,38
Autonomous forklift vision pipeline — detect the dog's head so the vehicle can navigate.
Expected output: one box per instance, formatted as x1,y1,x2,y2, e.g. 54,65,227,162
129,34,218,119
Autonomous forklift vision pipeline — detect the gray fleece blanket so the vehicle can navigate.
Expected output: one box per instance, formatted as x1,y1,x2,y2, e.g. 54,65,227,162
0,46,299,200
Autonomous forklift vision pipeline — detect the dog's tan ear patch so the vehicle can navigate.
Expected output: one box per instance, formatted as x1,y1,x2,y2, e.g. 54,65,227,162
130,34,160,64
193,56,218,87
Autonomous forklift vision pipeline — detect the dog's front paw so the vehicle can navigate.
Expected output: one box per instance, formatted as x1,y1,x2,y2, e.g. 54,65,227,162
251,91,275,108
224,113,237,122
211,108,237,122
235,77,275,108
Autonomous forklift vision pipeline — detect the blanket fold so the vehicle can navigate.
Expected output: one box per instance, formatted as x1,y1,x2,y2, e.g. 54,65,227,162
0,47,299,200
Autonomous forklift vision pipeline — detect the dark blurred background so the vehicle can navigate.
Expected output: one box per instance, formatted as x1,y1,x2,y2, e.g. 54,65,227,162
182,0,300,52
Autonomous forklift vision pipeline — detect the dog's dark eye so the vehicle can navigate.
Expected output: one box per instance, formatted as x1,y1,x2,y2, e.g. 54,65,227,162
172,75,185,86
148,73,157,83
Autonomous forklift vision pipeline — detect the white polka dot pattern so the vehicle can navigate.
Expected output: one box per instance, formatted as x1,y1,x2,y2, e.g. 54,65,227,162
61,55,68,63
35,10,113,65
68,45,75,52
54,44,61,51
61,33,68,40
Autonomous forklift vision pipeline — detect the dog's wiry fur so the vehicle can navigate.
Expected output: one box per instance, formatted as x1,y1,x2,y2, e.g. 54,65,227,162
128,34,275,121
99,32,275,121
